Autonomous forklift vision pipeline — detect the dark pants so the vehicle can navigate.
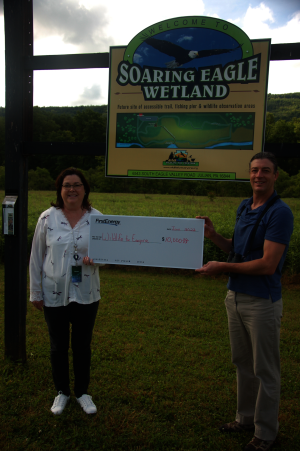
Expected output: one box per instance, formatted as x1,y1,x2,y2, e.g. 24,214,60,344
44,301,99,398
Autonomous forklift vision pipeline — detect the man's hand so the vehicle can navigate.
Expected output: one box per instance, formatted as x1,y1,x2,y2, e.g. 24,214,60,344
32,300,43,311
195,241,287,277
196,216,216,239
196,261,224,275
196,215,232,253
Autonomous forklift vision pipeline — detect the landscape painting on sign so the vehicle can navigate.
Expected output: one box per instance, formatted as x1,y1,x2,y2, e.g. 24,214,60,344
116,112,255,150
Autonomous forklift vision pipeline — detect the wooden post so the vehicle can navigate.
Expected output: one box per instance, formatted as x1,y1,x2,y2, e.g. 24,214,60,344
4,0,33,361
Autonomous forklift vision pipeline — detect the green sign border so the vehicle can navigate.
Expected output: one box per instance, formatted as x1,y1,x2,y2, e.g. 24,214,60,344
128,170,236,180
124,16,253,64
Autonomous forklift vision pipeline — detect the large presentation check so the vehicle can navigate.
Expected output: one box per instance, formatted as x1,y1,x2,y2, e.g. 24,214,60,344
88,215,204,269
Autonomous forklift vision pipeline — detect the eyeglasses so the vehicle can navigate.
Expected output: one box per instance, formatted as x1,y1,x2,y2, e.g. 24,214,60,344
62,183,83,189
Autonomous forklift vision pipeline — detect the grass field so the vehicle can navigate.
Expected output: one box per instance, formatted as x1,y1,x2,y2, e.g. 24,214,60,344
0,192,299,450
0,265,299,450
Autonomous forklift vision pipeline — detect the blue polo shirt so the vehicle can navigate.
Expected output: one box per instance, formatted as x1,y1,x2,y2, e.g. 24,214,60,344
227,191,294,302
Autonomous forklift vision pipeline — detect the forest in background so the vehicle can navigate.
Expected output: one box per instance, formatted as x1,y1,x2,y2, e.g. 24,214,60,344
0,93,299,197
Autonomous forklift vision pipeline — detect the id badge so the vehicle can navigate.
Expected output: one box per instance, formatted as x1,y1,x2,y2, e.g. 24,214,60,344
72,265,82,283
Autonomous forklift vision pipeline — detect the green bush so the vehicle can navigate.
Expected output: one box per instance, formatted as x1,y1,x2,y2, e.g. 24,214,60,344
28,167,55,190
281,172,300,198
275,167,291,195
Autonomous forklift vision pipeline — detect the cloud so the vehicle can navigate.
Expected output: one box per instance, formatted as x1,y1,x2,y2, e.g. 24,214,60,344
33,69,108,107
133,54,143,64
239,4,300,42
177,36,193,43
268,11,300,43
73,84,101,105
245,3,275,25
33,0,114,53
268,60,300,94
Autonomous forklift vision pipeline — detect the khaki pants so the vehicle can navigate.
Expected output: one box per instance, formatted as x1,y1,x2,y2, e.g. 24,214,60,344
225,290,283,441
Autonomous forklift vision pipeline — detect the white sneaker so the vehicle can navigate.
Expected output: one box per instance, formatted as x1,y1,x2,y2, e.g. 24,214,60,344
50,391,70,415
76,394,97,414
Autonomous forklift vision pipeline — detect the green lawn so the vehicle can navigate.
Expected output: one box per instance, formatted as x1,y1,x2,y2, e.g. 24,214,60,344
0,263,299,450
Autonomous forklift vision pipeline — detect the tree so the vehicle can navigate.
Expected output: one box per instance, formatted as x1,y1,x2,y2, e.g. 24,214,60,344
292,117,300,142
266,119,297,144
28,167,55,190
275,168,291,195
281,171,300,197
33,107,60,142
73,108,106,143
265,112,275,142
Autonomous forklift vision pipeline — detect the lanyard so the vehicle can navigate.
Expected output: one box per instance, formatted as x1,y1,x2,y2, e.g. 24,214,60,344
72,224,82,266
71,222,83,283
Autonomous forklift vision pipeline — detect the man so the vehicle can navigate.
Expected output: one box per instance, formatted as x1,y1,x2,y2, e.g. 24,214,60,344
196,152,293,451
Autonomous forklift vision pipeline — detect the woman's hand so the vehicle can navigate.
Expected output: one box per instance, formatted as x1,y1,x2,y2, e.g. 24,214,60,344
32,300,44,311
83,256,94,266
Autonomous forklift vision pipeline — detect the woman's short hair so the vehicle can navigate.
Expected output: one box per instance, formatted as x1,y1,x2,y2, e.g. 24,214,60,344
51,167,92,211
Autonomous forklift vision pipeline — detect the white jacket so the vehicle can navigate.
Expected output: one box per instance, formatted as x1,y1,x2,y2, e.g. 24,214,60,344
29,206,102,307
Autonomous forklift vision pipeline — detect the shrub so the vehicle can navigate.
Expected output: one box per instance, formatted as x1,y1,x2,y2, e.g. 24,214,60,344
281,171,300,198
207,191,216,201
28,167,55,190
275,168,291,195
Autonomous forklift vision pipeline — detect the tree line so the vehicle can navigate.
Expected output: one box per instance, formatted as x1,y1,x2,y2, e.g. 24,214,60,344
0,93,299,197
267,92,300,122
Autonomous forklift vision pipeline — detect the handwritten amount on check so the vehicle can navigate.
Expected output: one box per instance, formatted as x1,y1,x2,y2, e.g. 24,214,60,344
92,232,195,245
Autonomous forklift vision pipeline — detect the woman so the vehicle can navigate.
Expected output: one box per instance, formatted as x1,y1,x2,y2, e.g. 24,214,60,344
30,168,102,415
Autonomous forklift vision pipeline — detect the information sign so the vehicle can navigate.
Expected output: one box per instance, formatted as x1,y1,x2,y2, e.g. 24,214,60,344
107,16,271,181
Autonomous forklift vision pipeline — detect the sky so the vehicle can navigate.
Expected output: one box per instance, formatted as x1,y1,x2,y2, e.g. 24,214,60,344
0,0,299,107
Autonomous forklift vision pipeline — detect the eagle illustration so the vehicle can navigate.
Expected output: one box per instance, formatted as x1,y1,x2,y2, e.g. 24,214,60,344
145,37,241,68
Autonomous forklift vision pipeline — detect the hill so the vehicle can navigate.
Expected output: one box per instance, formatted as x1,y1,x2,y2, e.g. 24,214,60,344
0,105,107,118
267,93,300,121
1,95,299,121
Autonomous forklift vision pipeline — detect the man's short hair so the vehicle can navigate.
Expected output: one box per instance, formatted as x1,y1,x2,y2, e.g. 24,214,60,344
249,152,278,173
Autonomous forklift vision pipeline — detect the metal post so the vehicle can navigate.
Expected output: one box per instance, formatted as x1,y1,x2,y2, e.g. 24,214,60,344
4,0,33,361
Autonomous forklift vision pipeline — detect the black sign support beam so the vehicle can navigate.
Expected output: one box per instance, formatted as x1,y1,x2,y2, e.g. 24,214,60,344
4,0,33,361
24,42,300,72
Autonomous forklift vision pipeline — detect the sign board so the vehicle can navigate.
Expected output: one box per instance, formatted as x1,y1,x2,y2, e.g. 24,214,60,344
2,196,17,235
88,215,204,269
107,16,271,181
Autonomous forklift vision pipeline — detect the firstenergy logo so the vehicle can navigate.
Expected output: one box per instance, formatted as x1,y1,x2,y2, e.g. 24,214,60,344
95,219,121,226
